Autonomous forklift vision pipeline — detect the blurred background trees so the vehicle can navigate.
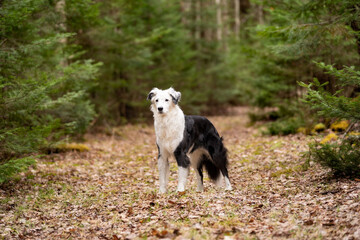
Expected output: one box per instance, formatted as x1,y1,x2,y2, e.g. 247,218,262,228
1,0,360,180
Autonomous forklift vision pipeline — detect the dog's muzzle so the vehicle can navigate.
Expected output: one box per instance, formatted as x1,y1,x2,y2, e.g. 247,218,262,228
158,107,163,113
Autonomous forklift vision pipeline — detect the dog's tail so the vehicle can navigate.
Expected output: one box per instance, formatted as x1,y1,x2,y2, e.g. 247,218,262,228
202,156,221,181
203,134,229,181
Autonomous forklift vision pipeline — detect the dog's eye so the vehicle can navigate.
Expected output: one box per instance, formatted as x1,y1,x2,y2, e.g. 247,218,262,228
165,99,169,102
156,99,159,102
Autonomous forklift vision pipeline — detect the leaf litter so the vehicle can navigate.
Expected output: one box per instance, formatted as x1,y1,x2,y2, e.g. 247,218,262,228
1,107,359,239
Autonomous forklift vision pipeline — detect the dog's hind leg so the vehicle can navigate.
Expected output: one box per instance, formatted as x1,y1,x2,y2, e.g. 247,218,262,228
207,135,232,191
220,166,232,191
195,164,204,192
190,150,205,192
174,147,190,192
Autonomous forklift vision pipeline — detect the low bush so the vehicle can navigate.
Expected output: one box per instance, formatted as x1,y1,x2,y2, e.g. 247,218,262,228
0,157,36,184
309,137,360,177
265,117,305,136
301,62,360,177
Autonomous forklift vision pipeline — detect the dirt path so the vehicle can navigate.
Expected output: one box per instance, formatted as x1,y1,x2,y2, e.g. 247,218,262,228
1,107,360,239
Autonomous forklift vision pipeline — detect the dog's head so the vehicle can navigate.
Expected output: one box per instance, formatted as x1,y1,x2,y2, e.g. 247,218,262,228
147,87,181,115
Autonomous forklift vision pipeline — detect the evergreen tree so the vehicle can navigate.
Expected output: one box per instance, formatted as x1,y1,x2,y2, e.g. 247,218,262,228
0,0,101,182
300,63,360,177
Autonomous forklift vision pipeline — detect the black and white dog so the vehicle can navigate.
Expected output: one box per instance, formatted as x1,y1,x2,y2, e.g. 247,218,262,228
147,87,232,193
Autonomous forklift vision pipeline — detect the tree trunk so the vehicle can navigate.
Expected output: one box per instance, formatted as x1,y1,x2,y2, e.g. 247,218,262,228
234,0,240,40
257,4,264,24
180,0,191,26
223,0,229,50
215,0,222,41
56,0,67,66
195,0,201,49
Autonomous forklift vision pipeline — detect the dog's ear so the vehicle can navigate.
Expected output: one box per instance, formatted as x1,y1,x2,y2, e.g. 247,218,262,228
168,87,181,105
147,88,159,101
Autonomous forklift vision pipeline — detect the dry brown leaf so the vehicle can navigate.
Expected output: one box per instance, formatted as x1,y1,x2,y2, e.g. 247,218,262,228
127,207,133,216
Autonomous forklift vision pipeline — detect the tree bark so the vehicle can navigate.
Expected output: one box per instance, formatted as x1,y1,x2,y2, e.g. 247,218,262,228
223,0,229,50
180,0,191,26
234,0,240,40
195,0,201,49
55,0,67,66
257,4,264,25
215,0,222,41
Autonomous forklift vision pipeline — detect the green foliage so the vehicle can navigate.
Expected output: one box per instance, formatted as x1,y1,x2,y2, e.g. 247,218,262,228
235,0,360,140
70,0,242,122
235,0,359,111
301,62,360,177
265,117,305,136
249,101,309,135
299,62,360,122
309,138,360,177
0,0,100,178
0,157,36,184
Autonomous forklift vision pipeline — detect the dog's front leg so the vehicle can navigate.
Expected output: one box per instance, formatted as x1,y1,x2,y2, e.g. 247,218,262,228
158,156,169,194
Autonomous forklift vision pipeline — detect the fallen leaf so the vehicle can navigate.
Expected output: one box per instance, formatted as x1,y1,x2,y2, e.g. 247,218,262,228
168,200,176,205
127,207,133,216
112,235,120,240
304,219,314,226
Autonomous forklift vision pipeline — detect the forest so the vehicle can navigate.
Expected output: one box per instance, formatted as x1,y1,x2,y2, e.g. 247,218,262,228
1,0,360,239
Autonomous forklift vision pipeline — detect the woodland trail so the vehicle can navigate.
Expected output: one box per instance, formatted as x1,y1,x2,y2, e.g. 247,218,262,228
1,107,360,239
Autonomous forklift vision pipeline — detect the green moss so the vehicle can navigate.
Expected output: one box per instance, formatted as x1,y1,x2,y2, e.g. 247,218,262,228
313,123,326,132
50,143,90,153
271,165,303,178
330,120,349,132
320,133,338,144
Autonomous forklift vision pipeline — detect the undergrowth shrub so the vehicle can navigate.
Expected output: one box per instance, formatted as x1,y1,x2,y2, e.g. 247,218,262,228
309,137,360,177
301,62,360,177
0,157,36,184
265,117,305,136
249,102,309,136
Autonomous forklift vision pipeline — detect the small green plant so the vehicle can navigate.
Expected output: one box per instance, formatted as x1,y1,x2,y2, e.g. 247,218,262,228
0,157,36,184
308,138,360,177
265,117,305,136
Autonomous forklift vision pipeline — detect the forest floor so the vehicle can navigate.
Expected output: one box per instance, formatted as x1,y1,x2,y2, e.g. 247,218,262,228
1,107,360,240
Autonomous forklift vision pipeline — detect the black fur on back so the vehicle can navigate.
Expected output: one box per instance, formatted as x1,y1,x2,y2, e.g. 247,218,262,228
174,115,230,181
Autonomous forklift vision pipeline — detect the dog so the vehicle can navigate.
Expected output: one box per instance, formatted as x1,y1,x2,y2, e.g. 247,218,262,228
147,87,232,193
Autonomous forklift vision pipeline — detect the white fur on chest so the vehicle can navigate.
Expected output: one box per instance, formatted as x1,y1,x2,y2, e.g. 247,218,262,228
154,106,185,155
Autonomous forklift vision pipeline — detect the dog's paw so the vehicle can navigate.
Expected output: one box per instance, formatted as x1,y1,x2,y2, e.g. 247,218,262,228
159,188,167,194
177,186,186,192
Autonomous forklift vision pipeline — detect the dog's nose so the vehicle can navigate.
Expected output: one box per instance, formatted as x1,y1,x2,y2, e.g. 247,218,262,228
158,107,163,112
